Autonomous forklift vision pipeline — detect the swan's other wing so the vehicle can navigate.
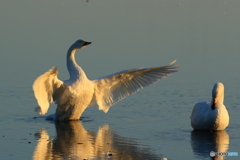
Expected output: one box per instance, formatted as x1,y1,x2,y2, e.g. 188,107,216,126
32,67,64,115
92,60,179,113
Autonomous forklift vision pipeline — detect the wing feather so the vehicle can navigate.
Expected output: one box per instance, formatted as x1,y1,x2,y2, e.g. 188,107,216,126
92,60,179,112
32,67,64,115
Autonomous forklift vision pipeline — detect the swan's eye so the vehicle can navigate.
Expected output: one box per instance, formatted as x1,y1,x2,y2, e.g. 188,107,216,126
79,41,86,45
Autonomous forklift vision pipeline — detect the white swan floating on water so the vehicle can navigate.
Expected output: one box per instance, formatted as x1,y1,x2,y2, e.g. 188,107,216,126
190,82,229,130
32,39,178,121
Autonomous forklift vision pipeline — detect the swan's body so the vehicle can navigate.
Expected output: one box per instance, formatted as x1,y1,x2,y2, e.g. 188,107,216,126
33,39,178,121
190,83,229,130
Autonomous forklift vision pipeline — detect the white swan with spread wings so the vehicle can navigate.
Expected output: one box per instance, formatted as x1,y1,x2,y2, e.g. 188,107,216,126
32,39,178,121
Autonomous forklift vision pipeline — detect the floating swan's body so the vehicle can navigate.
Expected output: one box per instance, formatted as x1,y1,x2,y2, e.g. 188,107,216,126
190,83,229,130
33,39,178,121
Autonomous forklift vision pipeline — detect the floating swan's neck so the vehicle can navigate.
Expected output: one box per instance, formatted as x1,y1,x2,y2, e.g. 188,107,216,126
211,85,224,109
216,93,224,104
67,47,86,81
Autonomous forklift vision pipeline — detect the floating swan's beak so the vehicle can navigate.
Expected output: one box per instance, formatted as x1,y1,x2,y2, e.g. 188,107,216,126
211,99,216,110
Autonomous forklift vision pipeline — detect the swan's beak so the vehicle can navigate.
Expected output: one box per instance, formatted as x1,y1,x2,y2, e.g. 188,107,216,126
83,41,92,46
211,99,216,110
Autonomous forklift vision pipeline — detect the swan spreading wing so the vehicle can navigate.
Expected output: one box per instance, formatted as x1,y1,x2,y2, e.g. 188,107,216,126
32,39,179,120
32,67,63,115
33,61,178,116
92,60,178,113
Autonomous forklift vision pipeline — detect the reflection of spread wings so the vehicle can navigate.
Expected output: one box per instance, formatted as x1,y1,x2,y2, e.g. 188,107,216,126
92,60,178,112
33,122,163,160
33,130,51,160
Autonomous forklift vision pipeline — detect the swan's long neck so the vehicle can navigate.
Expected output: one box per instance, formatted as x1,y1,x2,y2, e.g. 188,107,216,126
67,47,87,81
211,88,224,110
217,93,224,105
213,83,225,104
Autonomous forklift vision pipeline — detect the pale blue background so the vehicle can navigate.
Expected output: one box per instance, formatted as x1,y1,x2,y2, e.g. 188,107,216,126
0,0,239,159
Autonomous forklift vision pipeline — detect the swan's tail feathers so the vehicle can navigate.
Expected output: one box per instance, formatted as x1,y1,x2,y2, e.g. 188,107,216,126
93,60,179,113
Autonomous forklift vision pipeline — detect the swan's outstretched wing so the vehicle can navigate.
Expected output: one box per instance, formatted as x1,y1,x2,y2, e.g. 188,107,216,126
32,67,64,115
92,61,179,112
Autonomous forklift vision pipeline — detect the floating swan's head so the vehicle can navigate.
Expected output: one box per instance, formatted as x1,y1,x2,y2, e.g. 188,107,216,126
71,39,92,50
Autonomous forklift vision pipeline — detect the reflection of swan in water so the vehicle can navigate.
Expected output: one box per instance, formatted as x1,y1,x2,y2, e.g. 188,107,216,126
191,130,229,160
33,121,164,160
32,39,178,121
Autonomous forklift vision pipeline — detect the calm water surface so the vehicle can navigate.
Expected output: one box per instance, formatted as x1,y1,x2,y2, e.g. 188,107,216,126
0,0,240,160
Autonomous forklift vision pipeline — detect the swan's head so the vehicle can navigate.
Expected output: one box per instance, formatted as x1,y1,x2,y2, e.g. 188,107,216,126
71,39,92,50
211,82,224,109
